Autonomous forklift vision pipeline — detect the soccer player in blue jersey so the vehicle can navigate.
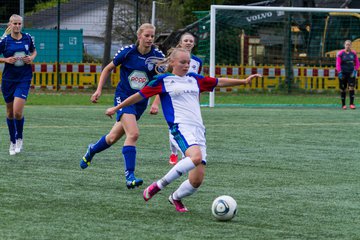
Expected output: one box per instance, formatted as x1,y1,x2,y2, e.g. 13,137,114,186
149,32,203,165
80,23,165,189
105,48,261,212
0,14,37,155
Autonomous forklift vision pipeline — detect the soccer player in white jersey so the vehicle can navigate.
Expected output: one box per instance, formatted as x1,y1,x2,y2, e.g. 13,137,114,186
0,14,37,155
149,32,203,165
79,23,164,189
105,48,261,212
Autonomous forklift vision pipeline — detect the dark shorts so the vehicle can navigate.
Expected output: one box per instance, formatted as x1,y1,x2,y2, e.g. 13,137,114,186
339,72,356,89
1,80,31,103
114,94,149,122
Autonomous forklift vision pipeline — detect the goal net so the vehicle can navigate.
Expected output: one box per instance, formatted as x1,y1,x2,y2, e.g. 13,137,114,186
193,5,360,107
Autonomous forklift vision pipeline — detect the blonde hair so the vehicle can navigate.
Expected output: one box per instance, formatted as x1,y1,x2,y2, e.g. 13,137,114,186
9,14,23,23
135,23,155,46
155,48,190,74
344,40,352,45
176,32,196,49
3,14,22,37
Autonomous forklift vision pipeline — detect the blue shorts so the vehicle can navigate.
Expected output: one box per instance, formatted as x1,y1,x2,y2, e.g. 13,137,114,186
114,95,149,122
1,80,31,103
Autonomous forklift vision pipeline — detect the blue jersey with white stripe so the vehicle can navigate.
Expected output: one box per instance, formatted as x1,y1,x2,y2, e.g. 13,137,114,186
112,44,164,97
189,54,202,74
0,33,35,82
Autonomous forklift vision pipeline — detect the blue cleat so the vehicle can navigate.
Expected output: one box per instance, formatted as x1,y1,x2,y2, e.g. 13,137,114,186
126,173,143,189
80,144,94,169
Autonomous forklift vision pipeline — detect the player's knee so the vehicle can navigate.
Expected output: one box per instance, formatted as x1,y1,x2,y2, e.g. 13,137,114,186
6,110,14,118
106,133,121,145
13,111,23,119
126,131,139,142
191,153,203,165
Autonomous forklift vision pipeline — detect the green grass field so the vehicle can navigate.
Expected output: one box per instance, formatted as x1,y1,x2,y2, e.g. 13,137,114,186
0,93,360,239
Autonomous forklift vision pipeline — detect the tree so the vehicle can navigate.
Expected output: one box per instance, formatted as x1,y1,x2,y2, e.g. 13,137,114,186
102,0,115,88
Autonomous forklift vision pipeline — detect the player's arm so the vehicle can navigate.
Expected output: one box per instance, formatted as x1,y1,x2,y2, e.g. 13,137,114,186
91,62,116,103
149,95,161,115
217,74,262,87
106,80,163,117
105,93,144,118
354,52,360,70
336,51,342,74
0,55,17,64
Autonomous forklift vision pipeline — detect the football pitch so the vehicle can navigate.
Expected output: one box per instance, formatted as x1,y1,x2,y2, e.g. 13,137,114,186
1,99,360,239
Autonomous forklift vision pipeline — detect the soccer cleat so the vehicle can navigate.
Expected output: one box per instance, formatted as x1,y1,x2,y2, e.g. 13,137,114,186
80,144,94,169
350,104,356,109
143,182,161,201
9,142,16,156
169,154,178,165
342,105,347,110
126,174,143,189
15,138,23,153
168,194,188,212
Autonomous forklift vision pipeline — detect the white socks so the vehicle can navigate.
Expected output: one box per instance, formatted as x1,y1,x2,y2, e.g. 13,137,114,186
157,157,195,189
172,179,197,200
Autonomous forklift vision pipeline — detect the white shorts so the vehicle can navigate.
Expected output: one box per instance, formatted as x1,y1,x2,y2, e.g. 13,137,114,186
169,123,207,164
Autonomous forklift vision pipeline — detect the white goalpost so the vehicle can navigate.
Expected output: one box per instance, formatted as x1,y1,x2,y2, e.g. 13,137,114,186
209,5,360,107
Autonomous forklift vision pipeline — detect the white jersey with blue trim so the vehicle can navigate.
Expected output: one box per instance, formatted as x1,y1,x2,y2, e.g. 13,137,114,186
112,44,164,96
139,73,218,128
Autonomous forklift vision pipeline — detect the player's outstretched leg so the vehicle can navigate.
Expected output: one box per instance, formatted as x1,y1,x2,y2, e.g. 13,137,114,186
80,135,111,169
80,144,94,169
143,182,161,201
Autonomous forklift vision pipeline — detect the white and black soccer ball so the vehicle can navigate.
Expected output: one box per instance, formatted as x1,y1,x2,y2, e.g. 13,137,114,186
211,195,237,221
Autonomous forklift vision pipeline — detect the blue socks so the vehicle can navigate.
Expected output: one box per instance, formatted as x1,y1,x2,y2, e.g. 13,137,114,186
122,146,136,179
6,118,16,143
90,135,111,156
6,117,25,143
15,117,24,139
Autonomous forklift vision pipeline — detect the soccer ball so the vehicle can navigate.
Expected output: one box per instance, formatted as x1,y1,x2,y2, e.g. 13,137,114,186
211,195,237,221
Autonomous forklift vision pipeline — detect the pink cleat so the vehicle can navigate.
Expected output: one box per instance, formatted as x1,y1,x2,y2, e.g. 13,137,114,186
143,182,161,201
342,105,347,110
169,154,178,165
350,104,356,109
168,194,188,212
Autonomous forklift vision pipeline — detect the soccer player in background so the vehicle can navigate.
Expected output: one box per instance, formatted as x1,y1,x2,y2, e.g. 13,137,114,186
0,14,37,155
105,48,261,212
336,40,359,110
149,32,203,165
79,23,165,189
